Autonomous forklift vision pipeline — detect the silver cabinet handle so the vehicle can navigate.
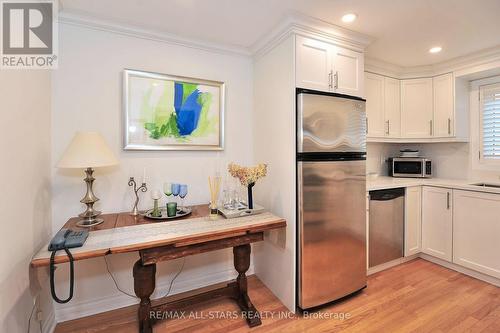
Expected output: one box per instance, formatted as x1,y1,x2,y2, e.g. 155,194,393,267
334,71,339,90
448,118,451,135
386,120,390,135
447,192,450,210
430,120,433,136
328,70,333,89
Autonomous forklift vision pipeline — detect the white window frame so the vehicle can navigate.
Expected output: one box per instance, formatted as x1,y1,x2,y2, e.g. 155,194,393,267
470,75,500,170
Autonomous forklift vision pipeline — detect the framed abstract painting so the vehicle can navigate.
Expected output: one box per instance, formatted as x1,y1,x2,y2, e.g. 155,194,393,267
123,69,225,150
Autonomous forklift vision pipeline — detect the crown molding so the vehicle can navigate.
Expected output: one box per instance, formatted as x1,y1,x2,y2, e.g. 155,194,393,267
59,10,374,62
364,58,405,78
58,10,252,57
366,45,500,79
434,45,500,75
251,12,374,59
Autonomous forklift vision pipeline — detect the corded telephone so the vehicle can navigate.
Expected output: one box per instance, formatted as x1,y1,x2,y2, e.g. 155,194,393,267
48,229,89,303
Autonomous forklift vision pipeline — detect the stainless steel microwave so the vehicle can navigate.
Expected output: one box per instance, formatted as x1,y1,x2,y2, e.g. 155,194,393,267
388,158,432,178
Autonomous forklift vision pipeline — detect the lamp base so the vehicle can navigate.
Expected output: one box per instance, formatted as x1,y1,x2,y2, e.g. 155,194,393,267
78,167,103,228
76,218,104,228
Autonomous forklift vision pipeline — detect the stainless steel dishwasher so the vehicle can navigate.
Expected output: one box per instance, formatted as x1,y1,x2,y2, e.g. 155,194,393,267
368,188,405,268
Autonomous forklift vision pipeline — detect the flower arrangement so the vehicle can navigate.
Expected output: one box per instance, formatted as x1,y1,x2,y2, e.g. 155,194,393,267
228,163,267,209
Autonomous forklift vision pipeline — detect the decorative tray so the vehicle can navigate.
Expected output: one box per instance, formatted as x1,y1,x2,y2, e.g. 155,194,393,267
142,206,192,220
218,203,264,219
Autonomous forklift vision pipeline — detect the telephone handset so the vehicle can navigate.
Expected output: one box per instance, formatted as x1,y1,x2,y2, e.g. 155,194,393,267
48,228,89,303
49,229,89,251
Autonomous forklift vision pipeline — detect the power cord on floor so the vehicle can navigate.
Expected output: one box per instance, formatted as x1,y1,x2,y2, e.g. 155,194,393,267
26,296,42,333
162,258,186,298
104,256,138,299
104,256,186,300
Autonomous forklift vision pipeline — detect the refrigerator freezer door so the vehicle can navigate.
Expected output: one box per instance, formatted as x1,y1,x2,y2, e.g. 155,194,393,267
297,92,366,153
298,160,367,309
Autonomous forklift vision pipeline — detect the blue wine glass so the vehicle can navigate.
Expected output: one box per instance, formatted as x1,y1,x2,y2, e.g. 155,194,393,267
172,183,180,200
179,184,188,209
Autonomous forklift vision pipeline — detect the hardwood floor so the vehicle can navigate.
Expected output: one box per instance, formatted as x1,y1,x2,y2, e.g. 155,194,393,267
55,259,500,333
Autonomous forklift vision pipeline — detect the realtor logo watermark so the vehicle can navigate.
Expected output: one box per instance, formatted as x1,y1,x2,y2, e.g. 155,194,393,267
1,0,57,68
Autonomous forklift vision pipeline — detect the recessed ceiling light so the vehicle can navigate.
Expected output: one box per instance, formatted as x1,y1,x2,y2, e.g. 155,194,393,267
341,13,357,23
429,46,442,54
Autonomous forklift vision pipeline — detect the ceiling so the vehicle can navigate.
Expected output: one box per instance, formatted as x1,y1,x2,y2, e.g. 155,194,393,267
60,0,500,67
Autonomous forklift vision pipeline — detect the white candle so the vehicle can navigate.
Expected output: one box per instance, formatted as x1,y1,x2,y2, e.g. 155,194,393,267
142,167,146,184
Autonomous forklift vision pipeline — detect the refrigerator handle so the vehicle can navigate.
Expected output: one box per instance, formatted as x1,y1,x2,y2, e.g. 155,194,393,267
297,94,304,152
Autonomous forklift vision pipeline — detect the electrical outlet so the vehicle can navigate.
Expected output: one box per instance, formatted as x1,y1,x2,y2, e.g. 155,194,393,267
36,310,43,322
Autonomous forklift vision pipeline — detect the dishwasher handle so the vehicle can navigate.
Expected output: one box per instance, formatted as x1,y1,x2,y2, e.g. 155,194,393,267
369,188,405,201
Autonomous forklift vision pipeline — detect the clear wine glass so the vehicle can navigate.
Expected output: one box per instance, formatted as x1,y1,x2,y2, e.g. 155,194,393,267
179,184,188,210
163,182,173,207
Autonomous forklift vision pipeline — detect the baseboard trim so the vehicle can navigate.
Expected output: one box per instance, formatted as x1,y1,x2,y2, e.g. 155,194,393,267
367,254,419,275
419,254,500,287
55,266,253,323
42,306,56,333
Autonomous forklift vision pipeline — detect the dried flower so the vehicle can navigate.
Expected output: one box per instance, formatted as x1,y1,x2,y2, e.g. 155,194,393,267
228,163,267,187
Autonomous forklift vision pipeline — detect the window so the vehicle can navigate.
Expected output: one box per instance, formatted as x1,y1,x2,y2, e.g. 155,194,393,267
480,83,500,160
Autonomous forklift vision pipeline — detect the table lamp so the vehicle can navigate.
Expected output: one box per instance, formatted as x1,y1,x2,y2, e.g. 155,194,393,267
57,132,119,227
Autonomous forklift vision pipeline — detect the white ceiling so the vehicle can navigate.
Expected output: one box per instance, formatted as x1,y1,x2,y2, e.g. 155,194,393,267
60,0,500,67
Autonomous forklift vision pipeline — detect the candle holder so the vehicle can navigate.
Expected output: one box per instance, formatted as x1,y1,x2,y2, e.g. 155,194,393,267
128,177,147,216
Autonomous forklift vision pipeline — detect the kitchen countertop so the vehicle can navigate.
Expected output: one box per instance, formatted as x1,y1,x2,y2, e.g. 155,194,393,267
367,176,500,195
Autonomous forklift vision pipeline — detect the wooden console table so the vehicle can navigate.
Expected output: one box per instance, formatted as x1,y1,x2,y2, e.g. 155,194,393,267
31,205,286,333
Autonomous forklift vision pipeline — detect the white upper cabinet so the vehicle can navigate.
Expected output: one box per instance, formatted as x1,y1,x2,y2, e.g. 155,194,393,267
421,186,453,262
384,77,401,138
333,47,364,97
433,73,454,137
296,36,332,92
296,36,364,98
367,71,466,142
365,73,401,138
401,78,434,138
365,73,385,137
453,190,500,279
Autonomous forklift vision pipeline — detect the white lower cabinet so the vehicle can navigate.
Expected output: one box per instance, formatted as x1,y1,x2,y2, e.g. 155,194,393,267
404,186,421,256
421,186,453,262
453,190,500,279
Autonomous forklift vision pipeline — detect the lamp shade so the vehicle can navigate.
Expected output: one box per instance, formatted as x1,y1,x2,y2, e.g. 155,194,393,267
57,132,119,169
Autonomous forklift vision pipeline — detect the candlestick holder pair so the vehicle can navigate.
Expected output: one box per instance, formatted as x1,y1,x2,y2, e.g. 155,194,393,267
128,177,147,216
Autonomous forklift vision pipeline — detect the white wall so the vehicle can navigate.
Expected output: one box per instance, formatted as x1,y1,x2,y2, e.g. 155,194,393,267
0,70,54,332
51,23,254,321
253,35,296,311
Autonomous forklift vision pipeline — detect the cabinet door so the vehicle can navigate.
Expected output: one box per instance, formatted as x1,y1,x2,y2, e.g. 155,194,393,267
453,190,500,279
433,73,454,137
296,36,332,92
404,186,421,256
401,78,433,138
422,186,452,261
384,77,401,138
333,47,364,97
365,73,385,137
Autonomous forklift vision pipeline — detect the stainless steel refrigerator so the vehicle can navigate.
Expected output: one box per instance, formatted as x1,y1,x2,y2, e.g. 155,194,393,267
297,89,367,309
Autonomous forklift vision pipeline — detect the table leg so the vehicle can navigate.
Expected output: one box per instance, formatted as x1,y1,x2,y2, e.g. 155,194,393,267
233,244,262,327
133,260,156,333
